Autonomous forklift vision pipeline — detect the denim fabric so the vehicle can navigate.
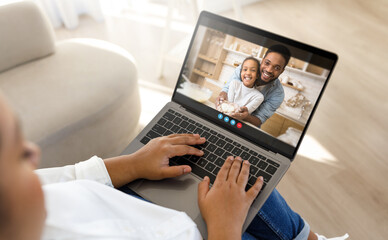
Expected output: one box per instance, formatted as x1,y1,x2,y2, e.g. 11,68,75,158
243,189,308,240
222,64,285,125
119,186,308,240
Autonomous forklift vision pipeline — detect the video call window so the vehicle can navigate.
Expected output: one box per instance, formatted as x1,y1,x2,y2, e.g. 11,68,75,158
177,25,331,147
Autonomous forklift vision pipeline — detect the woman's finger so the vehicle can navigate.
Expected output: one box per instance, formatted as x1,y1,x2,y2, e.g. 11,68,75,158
246,176,264,202
236,160,250,187
213,156,234,185
227,156,242,182
167,145,204,158
167,134,206,146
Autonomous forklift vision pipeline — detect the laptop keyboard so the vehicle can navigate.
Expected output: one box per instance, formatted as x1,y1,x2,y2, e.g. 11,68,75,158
140,109,280,191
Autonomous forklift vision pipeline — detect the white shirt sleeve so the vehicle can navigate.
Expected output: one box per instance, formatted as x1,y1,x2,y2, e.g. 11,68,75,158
35,156,113,187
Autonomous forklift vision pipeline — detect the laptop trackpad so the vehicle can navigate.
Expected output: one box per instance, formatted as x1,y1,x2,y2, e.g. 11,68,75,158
134,174,202,220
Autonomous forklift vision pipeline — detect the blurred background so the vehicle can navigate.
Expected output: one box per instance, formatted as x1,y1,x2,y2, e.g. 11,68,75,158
4,0,387,239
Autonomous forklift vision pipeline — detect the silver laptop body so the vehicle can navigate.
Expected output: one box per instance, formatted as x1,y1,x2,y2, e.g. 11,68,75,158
121,11,338,237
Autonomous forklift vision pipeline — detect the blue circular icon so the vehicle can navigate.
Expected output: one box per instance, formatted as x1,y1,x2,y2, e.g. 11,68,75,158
230,119,236,126
218,113,223,119
224,116,230,122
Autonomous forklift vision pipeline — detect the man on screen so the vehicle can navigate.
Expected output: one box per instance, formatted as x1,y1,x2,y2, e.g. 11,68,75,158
216,44,291,127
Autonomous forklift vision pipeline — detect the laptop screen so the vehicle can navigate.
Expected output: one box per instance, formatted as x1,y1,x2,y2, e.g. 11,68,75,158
172,11,337,159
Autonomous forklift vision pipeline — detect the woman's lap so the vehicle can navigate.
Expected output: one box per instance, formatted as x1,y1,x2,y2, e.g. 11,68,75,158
243,189,309,240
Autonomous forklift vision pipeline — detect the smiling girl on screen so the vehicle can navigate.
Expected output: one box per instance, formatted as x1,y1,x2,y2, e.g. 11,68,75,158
219,57,264,115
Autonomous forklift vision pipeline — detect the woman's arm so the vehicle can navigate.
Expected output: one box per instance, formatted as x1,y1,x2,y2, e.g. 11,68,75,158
36,134,205,188
104,134,205,188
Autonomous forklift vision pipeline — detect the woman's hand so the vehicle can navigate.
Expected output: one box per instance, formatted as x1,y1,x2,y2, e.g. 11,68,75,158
198,156,264,240
104,134,205,188
131,134,205,180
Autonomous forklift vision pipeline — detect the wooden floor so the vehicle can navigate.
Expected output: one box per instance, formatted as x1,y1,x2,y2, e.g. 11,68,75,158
55,0,388,239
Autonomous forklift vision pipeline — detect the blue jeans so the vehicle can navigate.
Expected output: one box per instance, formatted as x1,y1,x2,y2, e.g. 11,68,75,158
118,187,310,240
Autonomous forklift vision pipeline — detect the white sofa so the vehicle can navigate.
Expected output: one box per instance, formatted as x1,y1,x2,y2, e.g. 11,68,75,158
0,1,141,168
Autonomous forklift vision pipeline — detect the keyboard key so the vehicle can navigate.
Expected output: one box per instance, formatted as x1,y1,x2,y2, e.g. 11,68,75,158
164,121,173,129
190,164,216,183
158,118,167,126
174,112,182,117
152,124,167,135
146,130,160,139
215,158,224,167
257,170,272,182
173,117,182,124
258,154,266,160
213,166,221,175
225,137,233,143
266,165,277,175
241,146,249,151
248,176,257,186
198,159,208,167
224,143,234,152
163,112,175,121
179,121,189,128
222,152,230,159
188,119,195,124
171,125,180,133
177,128,185,134
241,151,250,160
205,162,216,172
187,124,196,132
182,116,188,120
165,130,173,135
168,109,175,114
217,133,225,139
208,135,218,143
194,128,204,134
140,136,151,144
258,161,268,170
214,148,225,156
215,139,226,148
203,126,210,131
267,159,280,168
195,122,203,127
202,149,210,158
208,153,217,162
249,156,259,165
210,130,217,135
249,150,258,156
232,147,242,155
249,165,258,175
207,144,217,152
202,131,211,139
190,155,200,163
233,141,241,147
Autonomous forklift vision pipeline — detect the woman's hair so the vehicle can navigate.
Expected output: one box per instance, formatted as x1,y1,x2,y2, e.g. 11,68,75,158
240,57,261,87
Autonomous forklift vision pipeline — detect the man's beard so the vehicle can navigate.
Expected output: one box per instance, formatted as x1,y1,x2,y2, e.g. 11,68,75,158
257,77,276,86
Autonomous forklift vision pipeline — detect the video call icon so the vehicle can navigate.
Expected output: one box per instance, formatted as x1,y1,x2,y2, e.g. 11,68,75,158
217,113,241,129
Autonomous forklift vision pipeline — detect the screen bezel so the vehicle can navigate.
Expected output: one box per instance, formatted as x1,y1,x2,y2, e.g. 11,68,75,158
172,11,338,160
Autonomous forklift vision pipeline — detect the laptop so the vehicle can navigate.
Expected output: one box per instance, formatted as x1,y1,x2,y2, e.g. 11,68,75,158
121,11,338,237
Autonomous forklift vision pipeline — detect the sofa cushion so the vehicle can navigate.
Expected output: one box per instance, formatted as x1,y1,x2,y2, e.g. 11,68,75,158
0,1,55,73
0,38,138,144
